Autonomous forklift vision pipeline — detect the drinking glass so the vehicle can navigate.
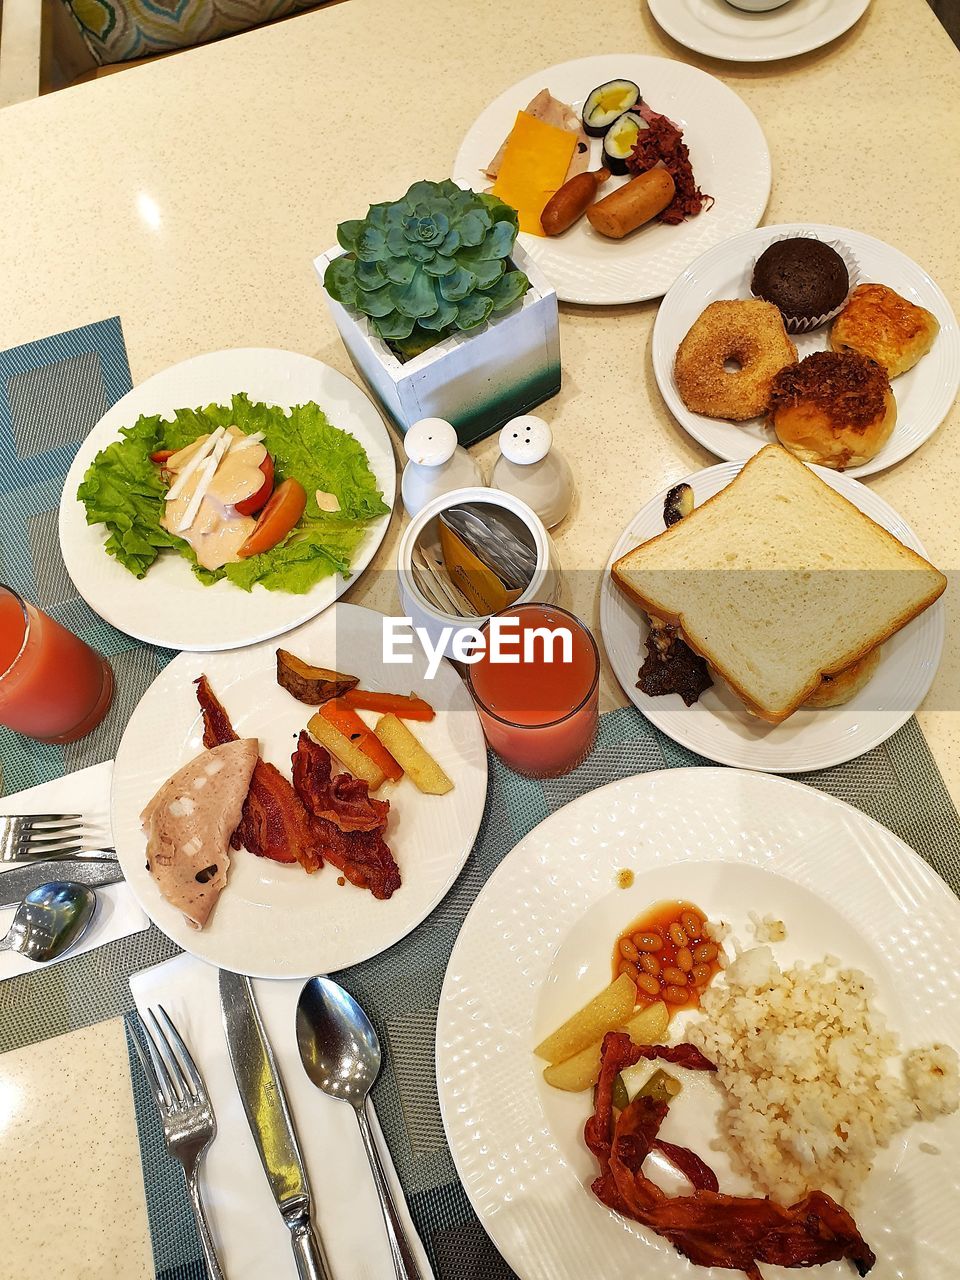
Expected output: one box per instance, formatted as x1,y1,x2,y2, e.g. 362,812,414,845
467,603,599,777
0,585,114,742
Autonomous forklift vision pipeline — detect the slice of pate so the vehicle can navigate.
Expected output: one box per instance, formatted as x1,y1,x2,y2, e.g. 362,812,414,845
140,739,258,929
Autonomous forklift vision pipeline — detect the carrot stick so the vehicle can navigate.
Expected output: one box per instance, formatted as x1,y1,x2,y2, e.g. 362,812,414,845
343,689,435,722
319,699,403,782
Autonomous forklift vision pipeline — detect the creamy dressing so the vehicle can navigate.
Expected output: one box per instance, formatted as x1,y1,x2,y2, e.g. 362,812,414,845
161,427,267,570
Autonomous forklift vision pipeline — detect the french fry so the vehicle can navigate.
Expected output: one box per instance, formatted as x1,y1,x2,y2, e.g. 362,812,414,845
320,699,403,782
533,973,637,1065
373,714,453,795
623,999,670,1048
307,712,386,790
541,1001,669,1091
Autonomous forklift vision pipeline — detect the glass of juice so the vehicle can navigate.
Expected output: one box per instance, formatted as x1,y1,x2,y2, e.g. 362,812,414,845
0,585,114,742
467,603,600,778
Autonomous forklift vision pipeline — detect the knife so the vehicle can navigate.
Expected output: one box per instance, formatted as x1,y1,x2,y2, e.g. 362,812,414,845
0,859,124,908
219,970,333,1280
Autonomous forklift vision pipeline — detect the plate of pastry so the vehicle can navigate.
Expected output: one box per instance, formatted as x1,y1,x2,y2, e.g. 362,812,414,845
646,0,871,64
652,223,960,479
599,446,946,773
453,54,770,305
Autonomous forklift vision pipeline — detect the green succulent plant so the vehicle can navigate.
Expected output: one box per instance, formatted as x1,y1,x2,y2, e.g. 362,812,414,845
324,179,530,348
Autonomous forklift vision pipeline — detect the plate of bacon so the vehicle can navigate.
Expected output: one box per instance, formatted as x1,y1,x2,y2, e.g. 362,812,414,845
453,54,770,304
436,768,960,1280
112,602,488,977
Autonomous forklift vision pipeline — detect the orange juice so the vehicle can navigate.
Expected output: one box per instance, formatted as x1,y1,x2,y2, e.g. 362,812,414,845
467,604,599,777
0,587,114,742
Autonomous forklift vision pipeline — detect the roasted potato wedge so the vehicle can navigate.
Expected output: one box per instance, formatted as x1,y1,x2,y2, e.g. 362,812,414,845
533,973,637,1065
541,1000,669,1091
277,650,358,705
374,714,453,795
307,712,385,790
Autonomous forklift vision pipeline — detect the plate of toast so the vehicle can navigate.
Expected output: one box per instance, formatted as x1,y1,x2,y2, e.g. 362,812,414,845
652,224,960,479
600,445,945,772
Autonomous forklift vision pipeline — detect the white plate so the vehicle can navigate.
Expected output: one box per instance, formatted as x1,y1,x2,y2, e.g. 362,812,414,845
648,0,871,63
453,55,770,305
599,460,944,772
652,224,960,478
59,348,396,651
437,767,960,1280
111,602,487,977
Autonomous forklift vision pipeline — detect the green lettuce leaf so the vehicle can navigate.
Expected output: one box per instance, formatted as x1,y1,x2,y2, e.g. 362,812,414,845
77,393,389,594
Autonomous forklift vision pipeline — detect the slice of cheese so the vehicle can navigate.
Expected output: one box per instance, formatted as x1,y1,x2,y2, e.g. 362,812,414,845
491,110,578,236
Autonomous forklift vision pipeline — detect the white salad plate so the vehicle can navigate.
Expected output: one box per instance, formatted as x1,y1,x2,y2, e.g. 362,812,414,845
436,767,960,1280
599,459,944,773
453,55,770,305
652,224,960,479
111,602,488,978
59,348,396,651
647,0,871,64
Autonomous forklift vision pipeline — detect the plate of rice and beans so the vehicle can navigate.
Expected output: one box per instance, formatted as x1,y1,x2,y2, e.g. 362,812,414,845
436,768,960,1280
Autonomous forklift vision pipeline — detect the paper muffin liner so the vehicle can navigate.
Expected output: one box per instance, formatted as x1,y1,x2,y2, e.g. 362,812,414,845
750,232,861,335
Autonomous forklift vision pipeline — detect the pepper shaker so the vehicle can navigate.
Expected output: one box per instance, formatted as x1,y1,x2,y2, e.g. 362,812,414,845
491,415,574,528
400,418,485,518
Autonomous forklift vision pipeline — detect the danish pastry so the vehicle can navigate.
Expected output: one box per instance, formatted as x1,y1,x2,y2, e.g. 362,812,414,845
830,283,939,377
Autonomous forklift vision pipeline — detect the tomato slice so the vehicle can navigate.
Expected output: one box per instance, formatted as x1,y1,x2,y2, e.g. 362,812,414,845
235,453,275,516
238,478,306,559
150,449,175,464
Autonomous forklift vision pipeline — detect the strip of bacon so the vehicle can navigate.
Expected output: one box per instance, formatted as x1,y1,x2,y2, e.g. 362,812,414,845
290,729,389,833
586,1033,876,1278
585,1033,715,1169
195,676,321,873
292,731,401,900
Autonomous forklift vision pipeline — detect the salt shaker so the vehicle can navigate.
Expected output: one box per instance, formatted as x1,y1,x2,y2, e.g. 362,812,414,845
491,415,574,528
400,418,485,518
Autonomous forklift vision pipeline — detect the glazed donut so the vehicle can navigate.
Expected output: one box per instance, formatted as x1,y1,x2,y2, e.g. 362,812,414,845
674,299,797,421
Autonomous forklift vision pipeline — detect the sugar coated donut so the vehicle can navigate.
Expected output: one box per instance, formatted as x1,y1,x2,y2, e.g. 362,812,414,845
674,299,797,421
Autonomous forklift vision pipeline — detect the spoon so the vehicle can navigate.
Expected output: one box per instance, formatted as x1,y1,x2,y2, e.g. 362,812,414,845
297,977,425,1280
0,881,97,962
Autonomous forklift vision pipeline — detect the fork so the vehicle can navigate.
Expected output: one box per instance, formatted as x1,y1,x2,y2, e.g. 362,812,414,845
0,814,116,863
133,1006,226,1280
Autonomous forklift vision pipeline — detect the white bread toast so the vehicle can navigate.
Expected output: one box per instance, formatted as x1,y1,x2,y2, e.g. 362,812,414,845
613,446,946,723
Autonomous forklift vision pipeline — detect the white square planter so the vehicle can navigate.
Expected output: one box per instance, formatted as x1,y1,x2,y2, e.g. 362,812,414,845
314,242,561,446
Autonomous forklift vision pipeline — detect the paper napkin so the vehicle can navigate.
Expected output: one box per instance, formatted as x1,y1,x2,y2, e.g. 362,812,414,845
129,954,435,1280
0,761,149,979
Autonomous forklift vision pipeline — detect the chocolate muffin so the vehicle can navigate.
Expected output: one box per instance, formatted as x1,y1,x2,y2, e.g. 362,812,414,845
751,238,850,333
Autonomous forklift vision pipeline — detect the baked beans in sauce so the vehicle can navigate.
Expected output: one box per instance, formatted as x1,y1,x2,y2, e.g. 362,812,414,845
613,900,721,1015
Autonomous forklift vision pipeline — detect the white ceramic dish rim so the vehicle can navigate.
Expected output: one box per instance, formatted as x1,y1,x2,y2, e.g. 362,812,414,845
109,602,488,978
646,0,872,64
453,54,771,305
651,223,960,480
598,457,945,772
435,765,960,1280
58,347,397,652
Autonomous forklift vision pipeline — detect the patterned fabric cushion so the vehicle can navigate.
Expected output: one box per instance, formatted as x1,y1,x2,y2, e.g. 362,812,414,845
62,0,317,64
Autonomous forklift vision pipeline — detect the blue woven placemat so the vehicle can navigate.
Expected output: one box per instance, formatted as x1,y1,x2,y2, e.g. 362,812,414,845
2,323,960,1280
0,318,177,796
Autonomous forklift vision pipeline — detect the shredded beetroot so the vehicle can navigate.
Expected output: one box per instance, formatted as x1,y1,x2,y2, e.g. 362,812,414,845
627,104,713,224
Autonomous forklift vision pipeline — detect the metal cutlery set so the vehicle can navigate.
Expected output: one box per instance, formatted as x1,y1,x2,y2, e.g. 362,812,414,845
2,813,424,1278
0,811,120,958
0,812,115,863
134,976,423,1280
